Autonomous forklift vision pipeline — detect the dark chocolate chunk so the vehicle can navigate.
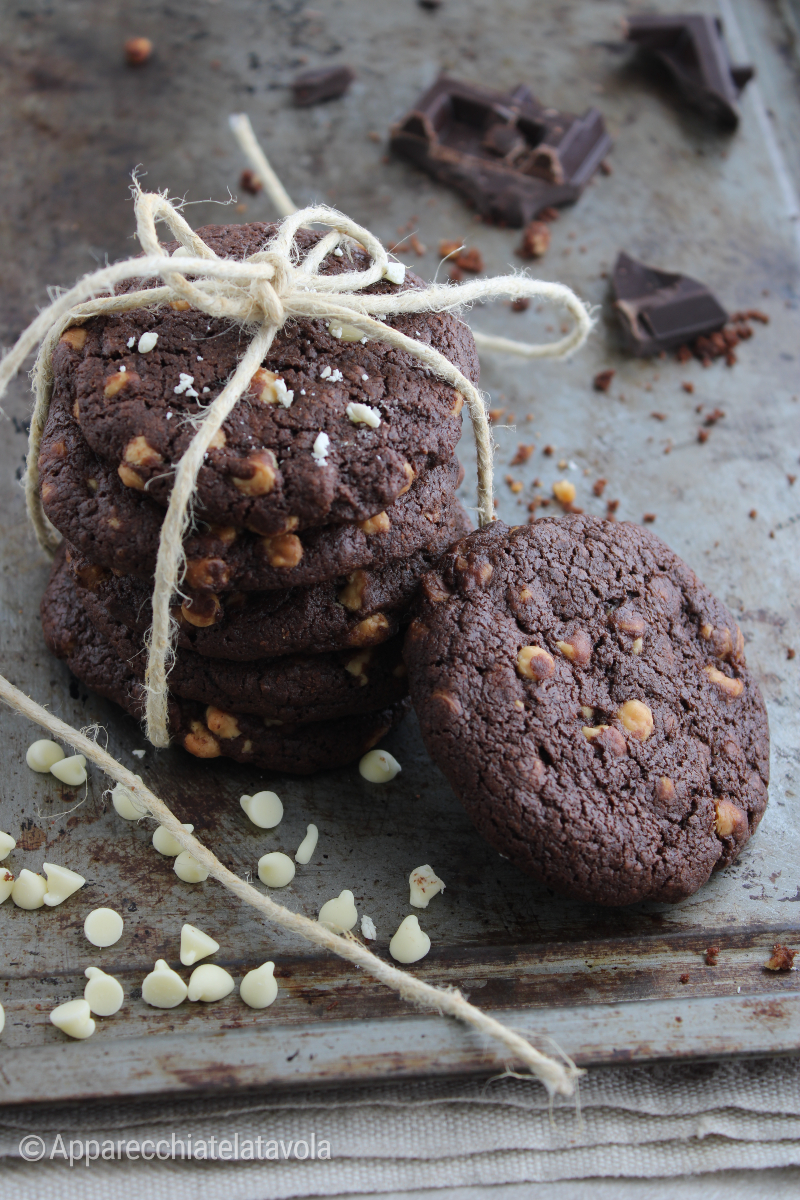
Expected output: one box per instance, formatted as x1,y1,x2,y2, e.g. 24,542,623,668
625,14,753,130
611,252,728,357
390,75,612,227
292,66,355,107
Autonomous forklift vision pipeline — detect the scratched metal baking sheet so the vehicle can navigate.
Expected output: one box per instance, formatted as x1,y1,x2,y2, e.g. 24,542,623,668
0,0,798,1106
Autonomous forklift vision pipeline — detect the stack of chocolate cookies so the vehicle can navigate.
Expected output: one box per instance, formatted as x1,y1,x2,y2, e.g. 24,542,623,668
38,223,477,773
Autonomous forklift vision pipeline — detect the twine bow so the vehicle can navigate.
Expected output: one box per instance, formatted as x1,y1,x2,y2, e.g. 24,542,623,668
0,117,593,1098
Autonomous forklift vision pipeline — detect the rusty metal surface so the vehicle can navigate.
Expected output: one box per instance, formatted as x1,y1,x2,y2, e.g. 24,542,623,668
0,0,798,1106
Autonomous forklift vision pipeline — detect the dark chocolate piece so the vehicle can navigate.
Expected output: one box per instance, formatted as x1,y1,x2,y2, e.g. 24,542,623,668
611,252,727,357
292,66,355,107
390,75,612,227
625,14,753,130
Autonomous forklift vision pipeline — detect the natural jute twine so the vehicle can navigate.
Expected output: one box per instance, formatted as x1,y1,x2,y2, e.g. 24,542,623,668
0,116,591,1095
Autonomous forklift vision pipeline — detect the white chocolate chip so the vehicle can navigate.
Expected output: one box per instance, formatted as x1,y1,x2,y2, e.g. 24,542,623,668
152,822,194,856
50,998,95,1040
42,863,86,906
84,967,124,1016
257,852,296,888
239,962,278,1009
0,830,15,860
174,850,209,883
180,922,220,966
319,365,332,379
84,907,124,948
132,749,146,758
0,870,14,904
126,336,136,348
383,262,405,285
318,889,358,932
240,791,283,829
389,915,431,964
111,779,149,820
333,246,343,257
142,960,188,1009
26,739,65,772
346,402,381,429
171,246,193,258
295,824,319,865
50,754,87,787
187,963,235,1002
173,372,199,398
312,431,330,463
359,749,401,783
361,914,377,940
409,864,445,909
137,331,158,353
272,377,294,408
12,869,48,909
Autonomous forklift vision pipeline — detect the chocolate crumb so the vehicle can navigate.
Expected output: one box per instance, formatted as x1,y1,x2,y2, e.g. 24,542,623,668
488,409,506,424
787,648,796,660
518,221,551,259
511,297,531,313
592,478,607,497
788,475,797,486
697,429,709,444
704,408,726,426
439,241,483,272
764,944,797,971
682,381,695,394
650,412,667,421
240,170,262,196
679,973,690,984
124,37,153,66
593,368,615,393
705,945,720,966
539,206,560,222
543,445,554,457
600,159,613,176
643,513,656,523
749,509,757,519
510,444,534,466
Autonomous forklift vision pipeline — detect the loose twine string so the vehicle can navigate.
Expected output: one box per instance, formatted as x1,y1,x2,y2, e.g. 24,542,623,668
0,115,592,1095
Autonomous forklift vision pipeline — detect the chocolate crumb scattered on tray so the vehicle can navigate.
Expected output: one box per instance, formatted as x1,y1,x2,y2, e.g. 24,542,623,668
292,65,355,107
510,444,534,466
764,944,798,971
240,170,262,195
593,368,615,393
511,297,530,312
705,945,720,966
518,221,551,259
592,478,607,496
682,381,695,394
787,648,796,660
680,973,690,984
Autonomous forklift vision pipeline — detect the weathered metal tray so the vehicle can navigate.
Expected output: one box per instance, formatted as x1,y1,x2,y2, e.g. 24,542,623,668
0,0,798,1107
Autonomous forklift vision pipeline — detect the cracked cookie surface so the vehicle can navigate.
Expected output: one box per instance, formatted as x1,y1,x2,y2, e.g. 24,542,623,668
404,516,769,906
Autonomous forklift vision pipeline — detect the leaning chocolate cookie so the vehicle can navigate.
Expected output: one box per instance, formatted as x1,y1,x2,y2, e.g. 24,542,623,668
49,222,477,536
404,517,769,906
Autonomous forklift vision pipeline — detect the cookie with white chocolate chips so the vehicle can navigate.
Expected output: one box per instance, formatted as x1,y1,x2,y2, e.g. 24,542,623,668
48,222,476,537
38,385,464,590
404,517,769,906
41,564,409,774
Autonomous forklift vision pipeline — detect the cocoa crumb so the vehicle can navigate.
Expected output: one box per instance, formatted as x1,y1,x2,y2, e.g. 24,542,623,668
606,499,619,521
592,478,607,497
787,648,796,660
705,945,720,966
599,159,613,176
643,513,656,523
748,509,757,519
650,411,667,421
679,973,690,984
593,368,615,393
124,36,153,65
518,221,551,259
764,943,797,971
439,241,482,272
511,297,530,313
510,444,534,466
449,265,463,282
409,233,426,256
240,170,262,195
682,381,695,394
504,475,523,494
542,444,554,457
676,345,692,363
788,475,797,486
697,429,709,444
704,408,726,426
488,409,506,424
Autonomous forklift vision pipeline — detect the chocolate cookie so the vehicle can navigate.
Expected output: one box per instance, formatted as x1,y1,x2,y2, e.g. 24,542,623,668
49,222,477,536
41,566,409,774
38,388,463,590
404,517,769,906
69,500,472,660
44,548,408,724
